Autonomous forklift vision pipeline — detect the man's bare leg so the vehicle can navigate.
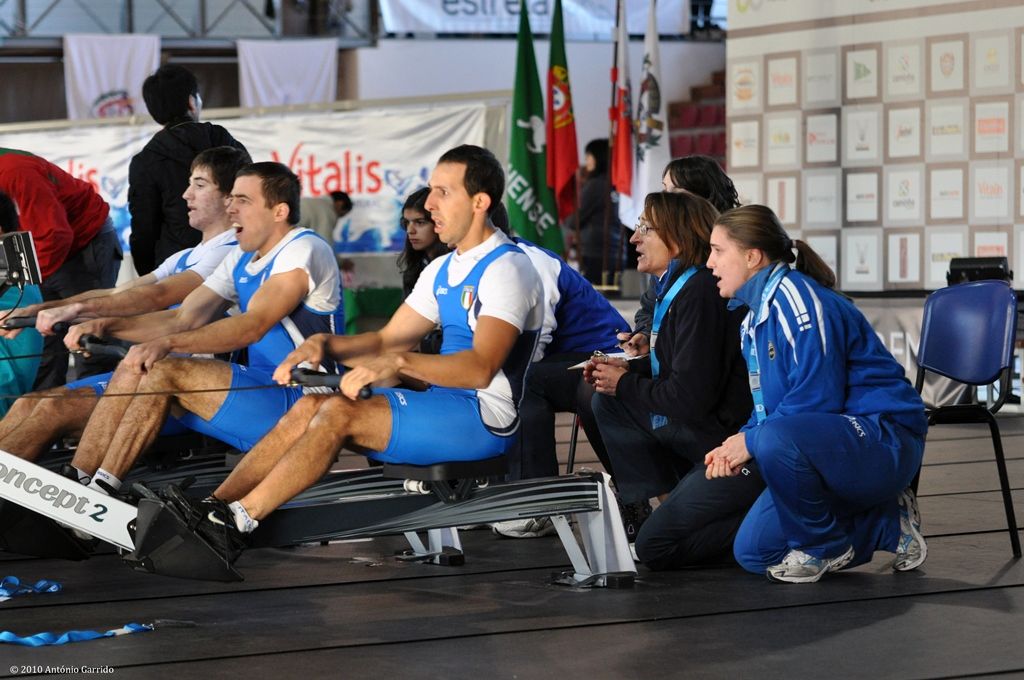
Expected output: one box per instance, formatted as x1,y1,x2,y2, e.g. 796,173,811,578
72,358,233,478
0,388,99,461
212,393,332,502
232,395,392,520
69,366,155,474
0,393,50,440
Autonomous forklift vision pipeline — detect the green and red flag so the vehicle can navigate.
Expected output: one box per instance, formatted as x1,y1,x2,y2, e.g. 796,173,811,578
506,0,562,254
546,0,579,223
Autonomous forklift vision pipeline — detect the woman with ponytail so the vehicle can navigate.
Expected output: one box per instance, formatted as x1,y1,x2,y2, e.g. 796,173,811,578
704,205,928,583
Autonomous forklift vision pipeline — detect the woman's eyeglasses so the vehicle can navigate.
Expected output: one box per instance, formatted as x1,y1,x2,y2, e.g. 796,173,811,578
635,219,656,236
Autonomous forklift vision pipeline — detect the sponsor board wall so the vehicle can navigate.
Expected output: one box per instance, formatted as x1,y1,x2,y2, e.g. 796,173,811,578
0,102,496,284
727,0,1024,292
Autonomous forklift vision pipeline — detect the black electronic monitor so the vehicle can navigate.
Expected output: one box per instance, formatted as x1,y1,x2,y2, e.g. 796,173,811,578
946,256,1013,286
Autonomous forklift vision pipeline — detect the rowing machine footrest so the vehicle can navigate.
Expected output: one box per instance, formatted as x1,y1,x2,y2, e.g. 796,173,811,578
395,545,466,566
382,456,507,503
550,569,636,589
122,498,243,583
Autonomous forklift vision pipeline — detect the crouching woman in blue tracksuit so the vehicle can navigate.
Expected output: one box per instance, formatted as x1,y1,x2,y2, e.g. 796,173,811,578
704,205,929,583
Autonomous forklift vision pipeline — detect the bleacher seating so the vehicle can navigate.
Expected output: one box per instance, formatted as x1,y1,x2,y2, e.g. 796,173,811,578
667,69,726,168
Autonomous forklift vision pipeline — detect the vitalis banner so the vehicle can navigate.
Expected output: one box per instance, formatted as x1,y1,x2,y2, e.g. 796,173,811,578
0,104,487,255
233,105,486,252
379,0,689,38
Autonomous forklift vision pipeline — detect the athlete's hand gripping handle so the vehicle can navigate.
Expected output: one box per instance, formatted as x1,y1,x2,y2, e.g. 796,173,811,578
288,367,342,389
0,315,37,330
77,334,130,360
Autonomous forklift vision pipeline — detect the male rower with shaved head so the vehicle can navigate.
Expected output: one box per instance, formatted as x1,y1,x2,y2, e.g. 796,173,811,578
165,145,544,562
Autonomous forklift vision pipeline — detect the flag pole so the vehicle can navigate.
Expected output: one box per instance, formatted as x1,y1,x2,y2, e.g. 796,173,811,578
547,0,578,261
602,0,622,289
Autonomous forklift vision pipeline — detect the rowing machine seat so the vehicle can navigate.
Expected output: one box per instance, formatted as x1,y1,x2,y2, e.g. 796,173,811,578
382,456,507,503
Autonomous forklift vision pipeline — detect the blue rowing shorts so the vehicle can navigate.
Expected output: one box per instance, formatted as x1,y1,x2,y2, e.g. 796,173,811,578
370,386,511,465
174,363,304,451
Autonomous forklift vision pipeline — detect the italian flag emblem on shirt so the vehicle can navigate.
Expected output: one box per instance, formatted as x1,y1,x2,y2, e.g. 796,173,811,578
460,286,475,310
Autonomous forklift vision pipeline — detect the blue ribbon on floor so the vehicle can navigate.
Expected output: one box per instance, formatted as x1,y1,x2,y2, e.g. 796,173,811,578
0,623,152,647
0,576,61,602
1,576,153,646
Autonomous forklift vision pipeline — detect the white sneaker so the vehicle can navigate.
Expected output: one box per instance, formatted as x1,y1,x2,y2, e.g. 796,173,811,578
766,545,855,584
893,488,927,572
491,517,557,538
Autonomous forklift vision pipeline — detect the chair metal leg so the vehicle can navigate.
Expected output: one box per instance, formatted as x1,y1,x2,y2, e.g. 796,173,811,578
566,415,581,474
985,413,1022,558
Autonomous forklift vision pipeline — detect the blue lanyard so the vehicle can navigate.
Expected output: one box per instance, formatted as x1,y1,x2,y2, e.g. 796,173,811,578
651,265,698,378
743,265,788,424
649,265,698,430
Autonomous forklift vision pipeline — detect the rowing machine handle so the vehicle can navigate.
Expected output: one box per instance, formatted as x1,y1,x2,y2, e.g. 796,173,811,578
0,315,36,330
0,317,71,332
289,367,342,389
79,334,129,359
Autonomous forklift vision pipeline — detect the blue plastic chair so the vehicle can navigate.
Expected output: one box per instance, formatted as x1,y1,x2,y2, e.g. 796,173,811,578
915,280,1021,557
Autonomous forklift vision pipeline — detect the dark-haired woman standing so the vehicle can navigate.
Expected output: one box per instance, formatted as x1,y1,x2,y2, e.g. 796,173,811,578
705,205,928,583
565,139,622,285
397,187,448,354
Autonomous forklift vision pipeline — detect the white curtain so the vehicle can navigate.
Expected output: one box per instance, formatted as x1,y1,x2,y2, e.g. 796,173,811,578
237,39,338,109
62,34,161,120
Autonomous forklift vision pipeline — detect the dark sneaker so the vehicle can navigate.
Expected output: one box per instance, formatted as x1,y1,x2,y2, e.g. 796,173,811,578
193,498,248,564
619,499,653,542
767,545,855,584
161,485,247,564
894,488,927,572
160,483,204,526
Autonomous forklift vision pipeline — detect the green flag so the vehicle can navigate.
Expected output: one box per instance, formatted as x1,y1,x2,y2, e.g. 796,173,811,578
507,0,561,254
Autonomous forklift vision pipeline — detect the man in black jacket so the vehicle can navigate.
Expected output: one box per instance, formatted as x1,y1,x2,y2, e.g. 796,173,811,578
129,65,248,275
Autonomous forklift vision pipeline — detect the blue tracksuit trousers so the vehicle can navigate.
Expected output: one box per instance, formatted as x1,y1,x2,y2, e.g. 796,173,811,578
734,412,924,573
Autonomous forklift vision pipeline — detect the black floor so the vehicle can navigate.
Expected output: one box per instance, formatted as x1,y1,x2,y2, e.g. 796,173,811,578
3,416,1024,679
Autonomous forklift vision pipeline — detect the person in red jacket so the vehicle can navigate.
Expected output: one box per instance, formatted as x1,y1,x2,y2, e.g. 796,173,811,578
0,148,120,388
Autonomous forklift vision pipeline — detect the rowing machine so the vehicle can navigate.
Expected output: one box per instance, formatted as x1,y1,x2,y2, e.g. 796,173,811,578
124,369,636,586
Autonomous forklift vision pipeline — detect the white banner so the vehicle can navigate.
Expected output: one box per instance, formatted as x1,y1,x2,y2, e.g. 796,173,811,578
238,39,338,109
380,0,689,38
0,104,488,255
62,34,160,120
624,0,671,228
